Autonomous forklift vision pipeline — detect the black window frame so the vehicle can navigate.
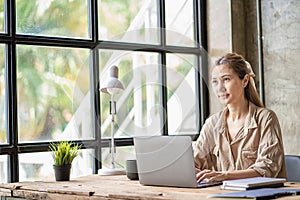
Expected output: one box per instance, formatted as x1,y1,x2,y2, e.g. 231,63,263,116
0,0,208,183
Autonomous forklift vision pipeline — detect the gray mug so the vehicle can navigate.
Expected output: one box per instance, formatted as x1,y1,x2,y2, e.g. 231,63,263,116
126,159,139,180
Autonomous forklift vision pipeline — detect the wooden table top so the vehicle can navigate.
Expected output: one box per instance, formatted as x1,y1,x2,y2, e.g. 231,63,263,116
0,175,299,200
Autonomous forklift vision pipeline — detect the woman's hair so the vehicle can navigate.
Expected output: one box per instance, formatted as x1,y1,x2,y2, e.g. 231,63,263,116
215,52,264,108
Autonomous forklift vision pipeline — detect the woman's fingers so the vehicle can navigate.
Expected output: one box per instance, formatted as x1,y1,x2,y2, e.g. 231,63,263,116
196,169,212,183
196,170,226,183
197,169,211,177
207,172,226,182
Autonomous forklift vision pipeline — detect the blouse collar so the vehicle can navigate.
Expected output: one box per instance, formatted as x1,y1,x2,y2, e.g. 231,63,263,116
214,102,258,134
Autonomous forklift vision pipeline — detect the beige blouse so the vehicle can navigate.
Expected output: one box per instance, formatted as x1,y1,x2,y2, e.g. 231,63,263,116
193,102,287,178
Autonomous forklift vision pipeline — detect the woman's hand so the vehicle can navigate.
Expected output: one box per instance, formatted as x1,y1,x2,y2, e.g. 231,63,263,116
195,168,227,183
195,168,261,183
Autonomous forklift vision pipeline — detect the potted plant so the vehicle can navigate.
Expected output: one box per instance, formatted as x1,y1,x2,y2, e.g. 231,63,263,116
49,141,81,181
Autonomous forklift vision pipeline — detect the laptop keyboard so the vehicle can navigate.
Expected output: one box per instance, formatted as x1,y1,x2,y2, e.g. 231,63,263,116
197,180,222,188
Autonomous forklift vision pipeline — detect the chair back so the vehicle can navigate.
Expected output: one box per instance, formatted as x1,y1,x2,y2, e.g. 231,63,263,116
285,155,300,182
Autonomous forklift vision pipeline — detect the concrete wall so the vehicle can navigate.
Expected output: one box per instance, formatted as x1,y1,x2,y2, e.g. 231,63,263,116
261,0,300,155
206,0,300,155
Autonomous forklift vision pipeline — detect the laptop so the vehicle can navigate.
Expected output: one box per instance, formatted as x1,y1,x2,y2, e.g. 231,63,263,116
134,135,222,188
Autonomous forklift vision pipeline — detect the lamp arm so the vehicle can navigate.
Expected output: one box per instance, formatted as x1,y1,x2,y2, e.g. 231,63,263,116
110,94,116,169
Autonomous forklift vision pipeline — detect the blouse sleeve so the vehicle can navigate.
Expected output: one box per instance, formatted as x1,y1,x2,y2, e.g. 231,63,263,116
193,117,217,170
249,110,286,178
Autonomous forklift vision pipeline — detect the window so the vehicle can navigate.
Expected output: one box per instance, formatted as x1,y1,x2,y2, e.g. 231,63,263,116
99,50,161,138
16,0,89,38
0,0,4,33
0,44,5,144
16,45,91,142
1,0,207,183
166,54,197,134
165,0,195,46
18,149,93,181
98,0,159,44
0,155,7,183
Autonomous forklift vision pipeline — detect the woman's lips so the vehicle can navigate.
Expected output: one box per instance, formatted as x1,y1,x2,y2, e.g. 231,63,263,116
219,94,228,99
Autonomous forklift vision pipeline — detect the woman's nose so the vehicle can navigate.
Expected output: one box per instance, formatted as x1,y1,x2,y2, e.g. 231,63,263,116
217,82,225,92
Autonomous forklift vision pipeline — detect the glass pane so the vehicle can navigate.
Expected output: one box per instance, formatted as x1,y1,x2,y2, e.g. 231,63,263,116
166,54,197,134
16,0,89,39
165,0,195,46
0,155,8,183
19,149,94,181
0,44,5,144
17,45,91,142
101,146,135,170
99,50,161,138
98,0,159,44
0,0,4,33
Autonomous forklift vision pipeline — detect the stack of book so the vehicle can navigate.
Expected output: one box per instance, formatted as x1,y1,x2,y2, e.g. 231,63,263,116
209,177,298,199
210,188,300,199
220,177,286,191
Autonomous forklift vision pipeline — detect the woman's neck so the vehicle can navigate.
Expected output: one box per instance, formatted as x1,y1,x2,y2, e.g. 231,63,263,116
226,99,249,122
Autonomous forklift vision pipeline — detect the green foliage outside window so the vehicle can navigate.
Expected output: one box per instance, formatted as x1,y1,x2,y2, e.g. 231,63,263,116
14,0,140,142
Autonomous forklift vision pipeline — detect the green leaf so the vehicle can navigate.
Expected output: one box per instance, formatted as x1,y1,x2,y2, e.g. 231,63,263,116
49,141,81,166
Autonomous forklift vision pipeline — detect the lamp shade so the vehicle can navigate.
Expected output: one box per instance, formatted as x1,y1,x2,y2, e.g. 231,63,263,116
100,65,124,94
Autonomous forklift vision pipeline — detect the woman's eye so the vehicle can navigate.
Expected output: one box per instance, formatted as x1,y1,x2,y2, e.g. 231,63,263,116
224,77,230,82
212,80,218,85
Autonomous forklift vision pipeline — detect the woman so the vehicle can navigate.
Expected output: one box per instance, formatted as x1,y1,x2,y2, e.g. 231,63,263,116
193,52,286,183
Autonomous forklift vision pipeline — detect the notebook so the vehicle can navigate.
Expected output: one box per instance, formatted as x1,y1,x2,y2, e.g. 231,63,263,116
134,135,222,188
209,188,300,199
221,177,286,191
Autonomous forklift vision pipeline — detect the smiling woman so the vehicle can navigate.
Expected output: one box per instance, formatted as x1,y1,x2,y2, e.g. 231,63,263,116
193,52,286,183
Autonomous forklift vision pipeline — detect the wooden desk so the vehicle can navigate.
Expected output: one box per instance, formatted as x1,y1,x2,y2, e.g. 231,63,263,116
0,175,299,200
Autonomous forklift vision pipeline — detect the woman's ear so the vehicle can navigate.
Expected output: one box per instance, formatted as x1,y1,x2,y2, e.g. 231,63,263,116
243,74,250,88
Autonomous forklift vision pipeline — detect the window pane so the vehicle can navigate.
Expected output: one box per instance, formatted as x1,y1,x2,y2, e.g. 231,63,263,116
19,149,94,181
16,0,89,38
0,44,5,144
165,0,195,47
0,155,8,183
101,146,135,170
0,0,4,33
17,45,91,142
166,54,197,134
98,0,159,44
99,50,161,138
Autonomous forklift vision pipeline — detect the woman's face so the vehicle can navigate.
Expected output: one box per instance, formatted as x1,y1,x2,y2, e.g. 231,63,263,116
211,64,248,106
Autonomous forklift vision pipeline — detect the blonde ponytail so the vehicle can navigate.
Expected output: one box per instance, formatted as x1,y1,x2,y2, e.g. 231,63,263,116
245,61,264,107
